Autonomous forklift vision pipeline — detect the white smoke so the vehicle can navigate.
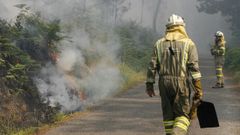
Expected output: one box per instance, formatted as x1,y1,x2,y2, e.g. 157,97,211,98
55,28,122,110
0,1,19,20
35,64,82,111
0,0,123,112
0,0,233,51
0,0,233,112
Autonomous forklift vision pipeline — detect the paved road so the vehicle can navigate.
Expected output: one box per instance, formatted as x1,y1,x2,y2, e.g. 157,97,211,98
45,58,240,135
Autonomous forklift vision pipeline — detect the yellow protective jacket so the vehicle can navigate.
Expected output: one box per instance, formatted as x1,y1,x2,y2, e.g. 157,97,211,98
211,39,226,56
146,25,201,83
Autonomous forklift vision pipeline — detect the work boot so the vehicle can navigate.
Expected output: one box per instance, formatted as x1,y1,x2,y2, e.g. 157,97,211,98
212,83,223,88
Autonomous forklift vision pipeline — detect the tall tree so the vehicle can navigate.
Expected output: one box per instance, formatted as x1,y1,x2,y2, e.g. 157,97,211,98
83,0,86,13
153,0,161,33
92,0,127,26
113,0,117,25
140,0,144,24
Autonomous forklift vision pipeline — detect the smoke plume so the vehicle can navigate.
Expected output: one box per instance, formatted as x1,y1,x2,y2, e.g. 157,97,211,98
0,0,233,112
0,0,123,112
32,1,122,112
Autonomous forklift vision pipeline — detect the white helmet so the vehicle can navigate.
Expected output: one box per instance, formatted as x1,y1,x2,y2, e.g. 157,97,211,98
166,14,185,27
215,31,224,37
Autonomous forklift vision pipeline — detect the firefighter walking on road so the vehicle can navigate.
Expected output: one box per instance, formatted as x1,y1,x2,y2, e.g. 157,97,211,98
211,31,226,88
145,14,203,135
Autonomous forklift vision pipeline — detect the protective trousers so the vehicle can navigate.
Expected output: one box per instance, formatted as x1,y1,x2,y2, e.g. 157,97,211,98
215,56,224,85
159,76,190,135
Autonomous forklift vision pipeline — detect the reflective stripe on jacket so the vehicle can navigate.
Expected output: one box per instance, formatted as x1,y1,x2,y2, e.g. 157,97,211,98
147,37,201,83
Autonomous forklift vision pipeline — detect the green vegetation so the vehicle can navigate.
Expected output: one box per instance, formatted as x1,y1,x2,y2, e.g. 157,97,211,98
5,2,240,134
12,127,38,135
14,10,62,62
0,7,157,134
116,22,158,72
197,0,240,81
0,38,36,90
119,64,145,90
0,9,63,135
225,48,240,81
116,22,158,90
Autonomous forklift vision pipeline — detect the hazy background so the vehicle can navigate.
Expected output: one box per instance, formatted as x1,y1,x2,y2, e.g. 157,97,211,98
0,0,233,111
122,0,231,56
0,0,232,55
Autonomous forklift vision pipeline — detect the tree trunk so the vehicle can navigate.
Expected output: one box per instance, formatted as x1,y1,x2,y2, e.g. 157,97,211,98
153,0,161,33
140,0,144,24
83,0,86,13
114,0,118,25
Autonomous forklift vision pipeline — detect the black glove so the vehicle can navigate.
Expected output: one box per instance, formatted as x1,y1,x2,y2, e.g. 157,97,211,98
146,82,155,97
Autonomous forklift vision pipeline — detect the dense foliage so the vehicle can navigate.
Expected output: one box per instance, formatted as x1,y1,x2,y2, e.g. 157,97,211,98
0,10,62,134
15,11,62,62
1,1,239,134
116,22,158,71
0,37,36,90
115,22,158,90
225,48,240,81
0,7,158,134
